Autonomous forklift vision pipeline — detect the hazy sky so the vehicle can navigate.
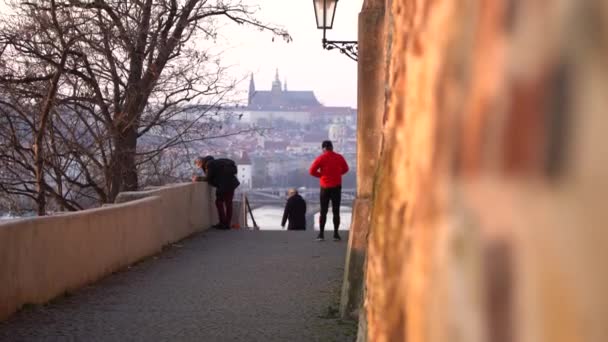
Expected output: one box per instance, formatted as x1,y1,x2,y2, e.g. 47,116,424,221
0,0,362,108
221,0,361,108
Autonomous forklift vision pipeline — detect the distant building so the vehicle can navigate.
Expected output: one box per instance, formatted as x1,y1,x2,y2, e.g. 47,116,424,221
309,106,357,124
328,120,348,146
284,131,328,153
234,152,252,190
245,70,356,125
264,140,290,152
248,69,321,109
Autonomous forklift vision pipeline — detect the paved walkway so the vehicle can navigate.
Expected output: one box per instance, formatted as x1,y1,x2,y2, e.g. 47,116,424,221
0,230,356,342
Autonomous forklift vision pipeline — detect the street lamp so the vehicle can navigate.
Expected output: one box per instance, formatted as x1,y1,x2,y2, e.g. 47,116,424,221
312,0,358,61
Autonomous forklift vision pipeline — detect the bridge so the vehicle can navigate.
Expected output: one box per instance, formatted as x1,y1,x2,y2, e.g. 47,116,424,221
0,183,356,341
236,188,356,230
242,188,356,204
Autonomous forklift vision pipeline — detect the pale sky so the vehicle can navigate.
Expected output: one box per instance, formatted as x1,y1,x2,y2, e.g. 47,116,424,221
0,0,362,108
220,0,361,108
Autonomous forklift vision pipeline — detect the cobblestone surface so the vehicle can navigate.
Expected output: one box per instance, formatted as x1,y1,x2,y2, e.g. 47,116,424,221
0,230,356,342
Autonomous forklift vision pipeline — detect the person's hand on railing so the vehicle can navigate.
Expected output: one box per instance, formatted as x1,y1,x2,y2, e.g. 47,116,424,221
192,175,207,182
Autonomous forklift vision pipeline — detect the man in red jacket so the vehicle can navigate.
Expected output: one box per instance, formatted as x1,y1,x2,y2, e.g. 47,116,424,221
309,140,349,241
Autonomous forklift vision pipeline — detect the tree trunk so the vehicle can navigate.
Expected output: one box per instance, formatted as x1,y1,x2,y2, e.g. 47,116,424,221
123,124,139,191
55,170,64,211
33,143,46,216
108,123,139,202
34,52,68,215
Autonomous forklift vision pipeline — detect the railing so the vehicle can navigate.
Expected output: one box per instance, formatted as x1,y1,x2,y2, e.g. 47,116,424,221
242,188,356,204
241,193,259,230
237,189,355,231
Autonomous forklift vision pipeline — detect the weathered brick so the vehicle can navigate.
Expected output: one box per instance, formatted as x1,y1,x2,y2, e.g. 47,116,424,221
362,0,608,341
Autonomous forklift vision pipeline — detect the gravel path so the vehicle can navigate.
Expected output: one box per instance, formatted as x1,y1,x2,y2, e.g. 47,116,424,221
0,230,356,342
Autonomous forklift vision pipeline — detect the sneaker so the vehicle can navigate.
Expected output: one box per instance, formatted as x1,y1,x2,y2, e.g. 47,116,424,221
333,234,341,241
212,224,228,230
316,235,325,241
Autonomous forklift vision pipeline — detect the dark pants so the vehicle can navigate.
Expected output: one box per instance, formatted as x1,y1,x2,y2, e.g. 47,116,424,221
319,185,341,237
216,190,234,228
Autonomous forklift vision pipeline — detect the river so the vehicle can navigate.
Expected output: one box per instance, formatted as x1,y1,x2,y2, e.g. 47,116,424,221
250,205,353,231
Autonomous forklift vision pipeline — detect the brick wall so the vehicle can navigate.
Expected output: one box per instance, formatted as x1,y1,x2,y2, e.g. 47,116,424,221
363,1,608,341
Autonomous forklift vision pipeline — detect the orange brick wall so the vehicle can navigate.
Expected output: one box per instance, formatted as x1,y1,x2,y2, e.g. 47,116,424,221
363,1,608,341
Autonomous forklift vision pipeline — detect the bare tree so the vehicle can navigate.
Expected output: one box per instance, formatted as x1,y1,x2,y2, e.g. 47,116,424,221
0,0,81,215
41,0,288,200
0,0,289,212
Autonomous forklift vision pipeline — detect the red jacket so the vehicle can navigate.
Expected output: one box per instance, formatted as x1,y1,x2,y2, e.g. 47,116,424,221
309,151,349,188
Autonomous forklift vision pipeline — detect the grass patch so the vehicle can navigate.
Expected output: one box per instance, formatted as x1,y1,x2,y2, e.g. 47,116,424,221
314,279,359,341
319,304,340,319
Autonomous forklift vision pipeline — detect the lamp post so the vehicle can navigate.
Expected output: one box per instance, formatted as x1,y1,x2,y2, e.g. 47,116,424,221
313,0,358,61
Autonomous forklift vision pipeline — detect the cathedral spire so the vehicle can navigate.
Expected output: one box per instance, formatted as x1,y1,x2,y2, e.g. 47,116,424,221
284,78,287,91
248,73,255,106
271,68,282,93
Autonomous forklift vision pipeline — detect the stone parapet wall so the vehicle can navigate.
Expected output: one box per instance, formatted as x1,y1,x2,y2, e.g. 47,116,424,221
116,182,218,243
0,182,216,320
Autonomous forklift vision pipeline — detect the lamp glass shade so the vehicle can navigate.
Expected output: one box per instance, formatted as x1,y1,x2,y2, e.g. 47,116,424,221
313,0,338,29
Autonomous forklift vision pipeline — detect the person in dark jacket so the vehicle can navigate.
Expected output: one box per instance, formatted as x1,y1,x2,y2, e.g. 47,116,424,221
193,156,240,230
281,188,307,230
